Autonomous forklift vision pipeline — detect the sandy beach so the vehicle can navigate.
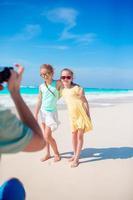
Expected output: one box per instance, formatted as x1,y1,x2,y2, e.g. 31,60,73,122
0,102,133,200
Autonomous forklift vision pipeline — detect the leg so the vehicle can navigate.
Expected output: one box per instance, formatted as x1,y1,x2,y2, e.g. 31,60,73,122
71,129,84,167
0,178,26,200
45,126,61,162
41,123,51,161
68,131,78,162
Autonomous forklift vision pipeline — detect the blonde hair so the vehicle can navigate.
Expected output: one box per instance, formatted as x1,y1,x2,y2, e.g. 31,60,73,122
40,64,54,73
61,68,74,77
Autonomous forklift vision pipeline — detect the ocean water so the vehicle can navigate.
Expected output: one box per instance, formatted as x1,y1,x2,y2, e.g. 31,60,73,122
0,86,133,108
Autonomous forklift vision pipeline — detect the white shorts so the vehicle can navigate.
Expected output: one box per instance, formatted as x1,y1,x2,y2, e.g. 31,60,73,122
40,110,59,131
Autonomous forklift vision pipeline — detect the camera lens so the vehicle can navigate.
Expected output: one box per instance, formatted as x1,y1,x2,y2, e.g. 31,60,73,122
0,67,13,83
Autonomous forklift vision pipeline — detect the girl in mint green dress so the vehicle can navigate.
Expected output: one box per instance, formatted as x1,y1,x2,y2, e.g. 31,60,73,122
35,64,61,162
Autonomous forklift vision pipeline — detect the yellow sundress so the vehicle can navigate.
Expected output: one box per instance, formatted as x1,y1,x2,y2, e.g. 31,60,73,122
61,85,93,133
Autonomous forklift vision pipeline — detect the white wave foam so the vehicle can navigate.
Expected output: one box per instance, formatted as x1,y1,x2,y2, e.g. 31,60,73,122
1,92,133,108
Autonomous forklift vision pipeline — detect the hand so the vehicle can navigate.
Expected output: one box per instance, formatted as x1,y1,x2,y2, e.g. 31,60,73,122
8,64,24,93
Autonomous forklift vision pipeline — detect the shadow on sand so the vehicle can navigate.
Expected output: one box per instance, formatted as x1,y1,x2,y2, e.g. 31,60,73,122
61,147,133,163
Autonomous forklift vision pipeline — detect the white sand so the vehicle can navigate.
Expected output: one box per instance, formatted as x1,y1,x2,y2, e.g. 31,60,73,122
1,103,133,200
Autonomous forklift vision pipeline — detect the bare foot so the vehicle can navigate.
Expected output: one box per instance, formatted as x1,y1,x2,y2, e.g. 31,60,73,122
40,155,51,162
68,156,75,162
70,160,79,168
54,154,61,162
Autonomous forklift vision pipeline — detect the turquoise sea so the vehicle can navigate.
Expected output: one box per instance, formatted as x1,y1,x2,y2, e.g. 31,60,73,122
0,86,133,108
0,86,133,95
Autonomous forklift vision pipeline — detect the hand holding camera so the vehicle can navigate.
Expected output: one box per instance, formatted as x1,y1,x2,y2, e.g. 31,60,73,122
0,67,13,84
0,67,13,90
0,64,24,92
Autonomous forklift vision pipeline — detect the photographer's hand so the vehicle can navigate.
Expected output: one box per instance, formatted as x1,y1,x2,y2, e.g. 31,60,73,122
8,64,24,93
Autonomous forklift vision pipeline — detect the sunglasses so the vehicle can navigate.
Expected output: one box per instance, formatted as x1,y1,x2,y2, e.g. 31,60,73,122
60,76,72,80
40,72,51,78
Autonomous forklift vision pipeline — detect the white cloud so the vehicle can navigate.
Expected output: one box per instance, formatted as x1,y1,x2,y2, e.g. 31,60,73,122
75,33,96,44
60,32,96,44
43,7,96,45
43,7,78,27
43,7,78,40
10,24,42,41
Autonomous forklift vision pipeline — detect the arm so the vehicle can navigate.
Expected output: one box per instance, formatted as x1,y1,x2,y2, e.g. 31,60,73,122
56,80,63,99
34,92,42,120
8,65,45,152
79,88,91,121
56,80,62,90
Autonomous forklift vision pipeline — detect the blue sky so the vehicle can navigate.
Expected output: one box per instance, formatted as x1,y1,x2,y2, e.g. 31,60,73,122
0,0,133,88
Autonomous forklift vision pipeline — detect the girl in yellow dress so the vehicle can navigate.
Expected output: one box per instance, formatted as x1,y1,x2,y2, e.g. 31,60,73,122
60,68,93,167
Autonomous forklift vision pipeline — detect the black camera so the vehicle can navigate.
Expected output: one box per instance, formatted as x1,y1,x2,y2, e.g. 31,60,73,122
0,67,13,84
